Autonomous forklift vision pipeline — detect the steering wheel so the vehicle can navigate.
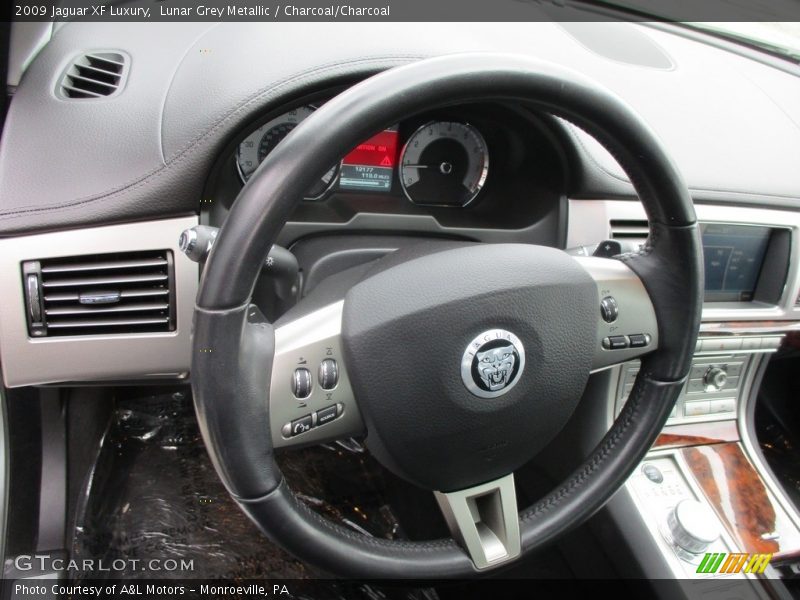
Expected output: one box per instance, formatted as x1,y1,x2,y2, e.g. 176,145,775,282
191,53,702,577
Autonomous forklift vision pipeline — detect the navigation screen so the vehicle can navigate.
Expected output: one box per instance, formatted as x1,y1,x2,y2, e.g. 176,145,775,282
702,224,771,302
339,127,399,192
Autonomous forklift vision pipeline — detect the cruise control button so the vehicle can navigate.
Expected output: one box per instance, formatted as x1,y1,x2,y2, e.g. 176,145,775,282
316,404,339,426
319,359,339,390
292,368,312,399
603,335,628,350
600,296,619,323
289,415,313,437
628,334,649,348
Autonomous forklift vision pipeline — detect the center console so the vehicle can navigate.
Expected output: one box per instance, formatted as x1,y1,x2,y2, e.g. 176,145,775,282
569,199,800,591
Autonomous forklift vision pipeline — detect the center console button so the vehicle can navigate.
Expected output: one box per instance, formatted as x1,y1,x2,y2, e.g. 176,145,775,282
667,499,720,555
703,367,727,390
725,363,743,377
709,398,736,414
741,337,761,351
684,401,710,416
642,463,663,484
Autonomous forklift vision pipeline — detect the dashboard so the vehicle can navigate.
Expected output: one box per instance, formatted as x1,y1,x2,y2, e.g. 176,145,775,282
211,99,567,236
0,19,799,588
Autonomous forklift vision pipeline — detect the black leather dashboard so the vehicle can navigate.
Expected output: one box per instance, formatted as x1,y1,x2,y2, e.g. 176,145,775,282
0,21,798,236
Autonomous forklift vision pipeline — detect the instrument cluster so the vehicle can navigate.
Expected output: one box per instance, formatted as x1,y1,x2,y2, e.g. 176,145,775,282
236,104,496,208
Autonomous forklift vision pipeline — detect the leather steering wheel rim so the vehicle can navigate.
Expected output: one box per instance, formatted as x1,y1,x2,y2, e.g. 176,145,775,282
191,53,703,577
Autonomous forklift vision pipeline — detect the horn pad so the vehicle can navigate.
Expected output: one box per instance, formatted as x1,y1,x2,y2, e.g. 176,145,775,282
341,243,598,491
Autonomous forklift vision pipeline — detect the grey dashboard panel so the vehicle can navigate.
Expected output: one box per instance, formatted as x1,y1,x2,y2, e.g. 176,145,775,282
0,216,199,387
0,22,799,235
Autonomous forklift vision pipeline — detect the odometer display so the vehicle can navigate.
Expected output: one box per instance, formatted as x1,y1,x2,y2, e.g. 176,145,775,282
399,121,489,207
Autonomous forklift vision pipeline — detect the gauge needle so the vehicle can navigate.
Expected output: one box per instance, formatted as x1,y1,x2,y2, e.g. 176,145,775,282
403,163,431,168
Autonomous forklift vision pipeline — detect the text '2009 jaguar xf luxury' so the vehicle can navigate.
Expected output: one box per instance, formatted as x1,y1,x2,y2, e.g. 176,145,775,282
0,5,799,598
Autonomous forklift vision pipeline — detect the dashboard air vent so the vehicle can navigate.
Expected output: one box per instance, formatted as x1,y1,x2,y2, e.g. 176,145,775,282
23,250,175,337
59,52,128,99
609,219,649,242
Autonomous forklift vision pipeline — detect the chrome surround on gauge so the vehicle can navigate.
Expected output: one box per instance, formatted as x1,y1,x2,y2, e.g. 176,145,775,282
235,104,340,200
399,121,489,207
461,329,525,398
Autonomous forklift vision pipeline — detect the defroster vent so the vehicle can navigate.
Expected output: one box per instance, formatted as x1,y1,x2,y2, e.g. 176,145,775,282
23,250,175,337
58,52,128,99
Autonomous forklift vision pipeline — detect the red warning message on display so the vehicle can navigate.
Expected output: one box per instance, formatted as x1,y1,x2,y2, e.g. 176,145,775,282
342,129,398,167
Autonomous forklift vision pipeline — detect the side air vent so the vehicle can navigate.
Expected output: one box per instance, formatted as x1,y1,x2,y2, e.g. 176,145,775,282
609,219,649,241
58,52,128,99
23,250,175,337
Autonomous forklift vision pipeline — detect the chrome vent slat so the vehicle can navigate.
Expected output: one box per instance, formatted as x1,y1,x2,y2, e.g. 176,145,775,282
47,317,170,329
45,303,169,316
26,250,175,337
44,288,169,302
41,257,167,273
42,273,168,288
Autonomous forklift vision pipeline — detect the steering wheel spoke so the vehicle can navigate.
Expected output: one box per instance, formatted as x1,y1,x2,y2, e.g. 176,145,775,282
270,300,364,448
434,473,521,570
575,256,660,372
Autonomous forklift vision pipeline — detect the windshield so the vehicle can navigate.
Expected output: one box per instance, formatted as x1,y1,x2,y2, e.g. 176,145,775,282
686,22,800,61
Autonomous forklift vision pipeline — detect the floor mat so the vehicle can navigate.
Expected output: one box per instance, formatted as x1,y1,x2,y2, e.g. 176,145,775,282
70,391,437,598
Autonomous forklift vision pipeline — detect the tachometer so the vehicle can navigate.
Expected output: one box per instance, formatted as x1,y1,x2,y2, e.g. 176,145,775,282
399,121,489,207
236,106,338,200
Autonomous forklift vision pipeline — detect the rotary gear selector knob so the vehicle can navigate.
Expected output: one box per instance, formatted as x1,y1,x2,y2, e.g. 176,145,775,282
704,367,728,391
667,499,720,555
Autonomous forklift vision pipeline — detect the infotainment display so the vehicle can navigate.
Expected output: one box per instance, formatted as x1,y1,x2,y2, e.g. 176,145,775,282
702,223,772,302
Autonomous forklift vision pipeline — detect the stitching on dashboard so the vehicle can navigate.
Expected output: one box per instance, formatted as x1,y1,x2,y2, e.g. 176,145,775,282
564,121,631,185
0,54,424,220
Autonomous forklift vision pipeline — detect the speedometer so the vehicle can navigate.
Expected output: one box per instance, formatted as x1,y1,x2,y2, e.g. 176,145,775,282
399,121,489,207
236,106,339,200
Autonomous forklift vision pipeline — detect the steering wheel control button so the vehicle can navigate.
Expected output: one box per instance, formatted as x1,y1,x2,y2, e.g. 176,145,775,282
318,359,339,390
667,500,721,555
315,404,340,426
599,296,619,323
292,368,312,399
602,335,628,350
285,415,313,438
642,463,663,484
628,333,649,348
461,329,526,399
